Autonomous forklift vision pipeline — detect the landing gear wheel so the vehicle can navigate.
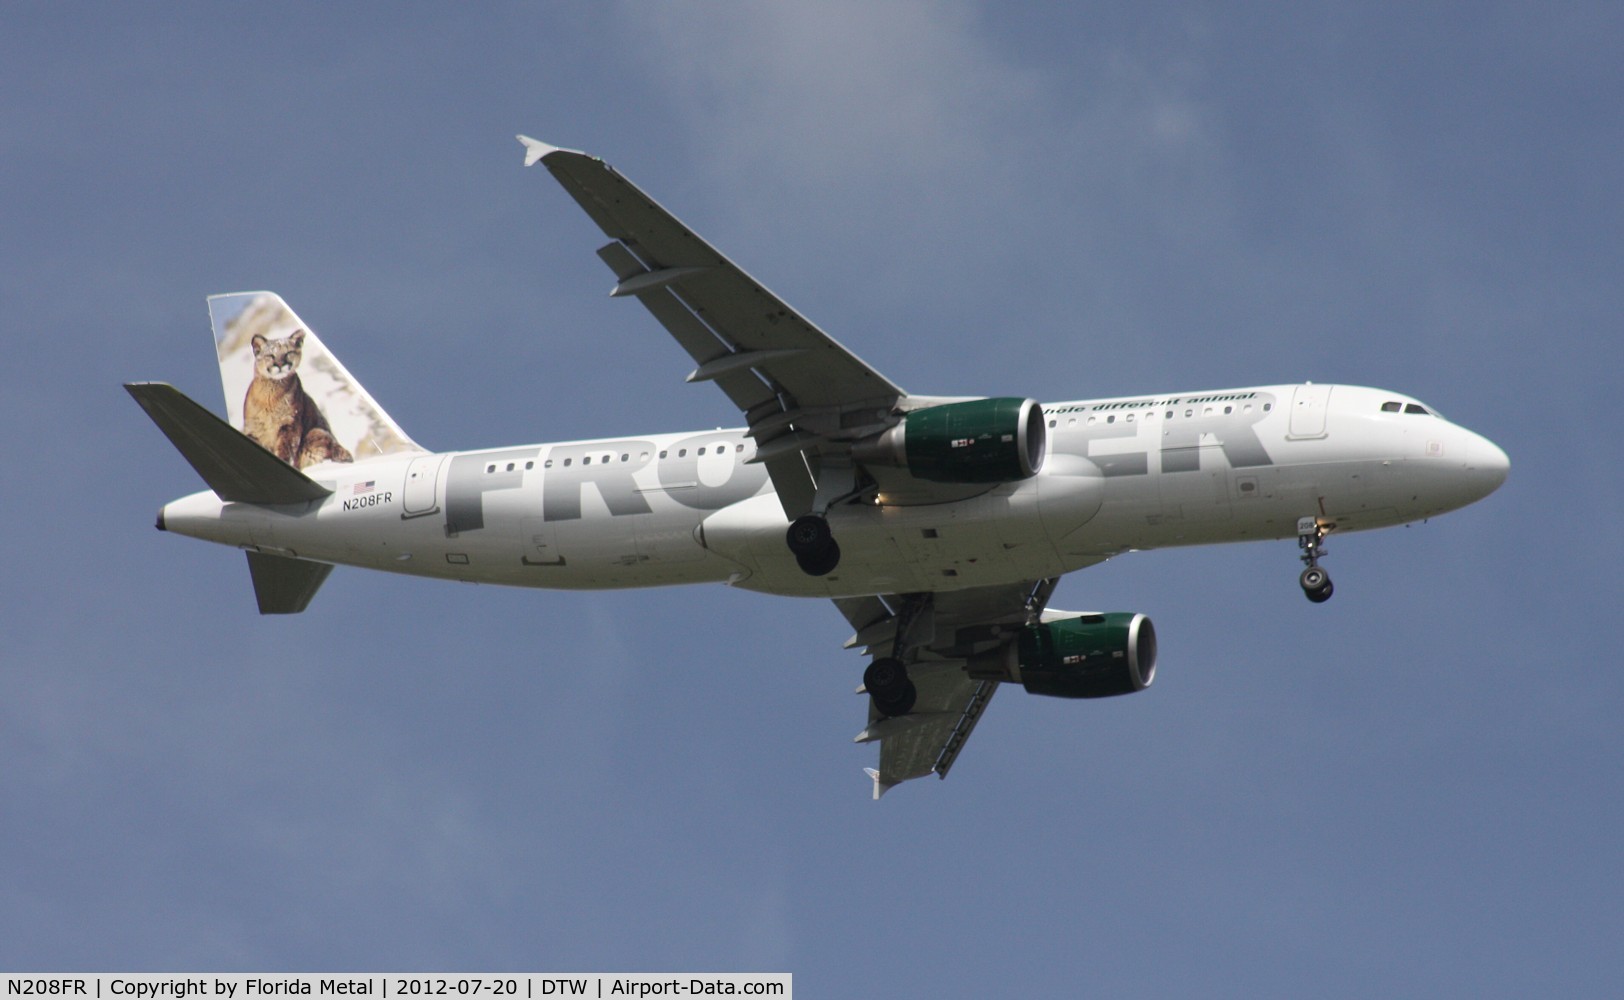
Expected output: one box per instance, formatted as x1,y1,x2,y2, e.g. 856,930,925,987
786,514,840,576
864,656,917,717
786,515,832,555
794,539,841,577
1296,516,1335,604
1299,566,1334,603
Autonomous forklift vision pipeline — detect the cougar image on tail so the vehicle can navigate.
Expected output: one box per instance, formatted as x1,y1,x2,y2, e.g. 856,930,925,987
242,330,354,468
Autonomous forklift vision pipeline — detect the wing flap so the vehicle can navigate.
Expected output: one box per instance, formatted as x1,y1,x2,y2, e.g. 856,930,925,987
870,671,1000,789
847,584,1123,798
834,581,1057,797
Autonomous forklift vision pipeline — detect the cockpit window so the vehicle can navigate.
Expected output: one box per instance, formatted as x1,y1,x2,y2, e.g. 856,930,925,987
1382,400,1434,415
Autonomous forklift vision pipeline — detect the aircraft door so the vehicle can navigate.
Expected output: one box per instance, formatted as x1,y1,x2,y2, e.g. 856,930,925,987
1288,384,1333,439
402,455,448,518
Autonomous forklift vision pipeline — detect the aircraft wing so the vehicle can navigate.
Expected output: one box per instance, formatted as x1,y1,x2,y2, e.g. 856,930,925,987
520,136,908,516
837,579,1059,798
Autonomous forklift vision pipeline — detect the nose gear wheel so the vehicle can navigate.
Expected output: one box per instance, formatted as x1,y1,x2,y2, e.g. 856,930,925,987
1297,516,1335,602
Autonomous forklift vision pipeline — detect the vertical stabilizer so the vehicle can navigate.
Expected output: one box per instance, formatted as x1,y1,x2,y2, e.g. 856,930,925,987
207,291,422,467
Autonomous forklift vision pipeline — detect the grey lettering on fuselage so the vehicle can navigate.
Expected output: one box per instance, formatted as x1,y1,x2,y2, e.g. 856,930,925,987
542,440,656,521
439,394,1275,534
657,433,767,511
445,449,539,534
1077,418,1144,477
1052,393,1278,475
1156,414,1272,470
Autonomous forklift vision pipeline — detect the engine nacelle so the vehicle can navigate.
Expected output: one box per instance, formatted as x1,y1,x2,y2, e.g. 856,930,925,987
852,397,1046,484
970,612,1157,699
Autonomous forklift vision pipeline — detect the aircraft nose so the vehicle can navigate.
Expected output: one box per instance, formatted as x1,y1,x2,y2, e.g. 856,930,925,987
1466,431,1510,498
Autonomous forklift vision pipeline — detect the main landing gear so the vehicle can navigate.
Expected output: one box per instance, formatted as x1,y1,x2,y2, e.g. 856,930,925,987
786,514,840,576
862,594,931,718
787,462,865,577
1297,516,1335,603
864,656,916,717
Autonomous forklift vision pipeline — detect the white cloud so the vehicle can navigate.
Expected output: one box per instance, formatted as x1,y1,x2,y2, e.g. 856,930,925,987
625,1,1035,189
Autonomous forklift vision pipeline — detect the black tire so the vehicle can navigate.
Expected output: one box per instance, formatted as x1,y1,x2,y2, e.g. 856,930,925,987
786,515,832,557
865,657,917,717
1300,567,1333,603
795,539,841,577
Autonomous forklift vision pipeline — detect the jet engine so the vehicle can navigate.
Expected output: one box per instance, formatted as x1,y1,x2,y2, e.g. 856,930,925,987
852,397,1046,484
969,612,1157,699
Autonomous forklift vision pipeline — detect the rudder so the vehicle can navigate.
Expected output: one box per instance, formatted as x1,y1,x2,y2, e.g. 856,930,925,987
208,291,422,467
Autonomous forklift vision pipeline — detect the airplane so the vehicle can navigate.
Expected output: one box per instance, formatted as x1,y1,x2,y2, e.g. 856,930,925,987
126,136,1510,798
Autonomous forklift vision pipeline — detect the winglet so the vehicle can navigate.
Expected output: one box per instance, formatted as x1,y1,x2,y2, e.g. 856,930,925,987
864,768,892,801
517,134,563,167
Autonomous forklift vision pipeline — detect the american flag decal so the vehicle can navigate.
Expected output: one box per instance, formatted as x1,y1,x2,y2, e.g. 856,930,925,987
352,480,376,495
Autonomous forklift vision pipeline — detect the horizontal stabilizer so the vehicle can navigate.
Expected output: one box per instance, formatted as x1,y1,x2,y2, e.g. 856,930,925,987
246,551,333,614
125,382,332,505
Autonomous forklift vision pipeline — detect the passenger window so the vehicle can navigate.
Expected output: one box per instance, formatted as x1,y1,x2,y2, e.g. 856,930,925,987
485,464,495,474
678,449,687,457
563,458,572,467
1224,406,1233,415
659,450,667,459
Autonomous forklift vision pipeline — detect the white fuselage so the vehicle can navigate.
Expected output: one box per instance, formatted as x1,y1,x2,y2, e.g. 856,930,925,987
159,383,1509,599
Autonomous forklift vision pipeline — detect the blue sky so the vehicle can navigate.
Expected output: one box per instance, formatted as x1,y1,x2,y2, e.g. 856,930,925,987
3,2,1620,994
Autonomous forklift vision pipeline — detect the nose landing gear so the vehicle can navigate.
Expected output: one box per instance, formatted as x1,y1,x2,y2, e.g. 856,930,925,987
1297,516,1335,603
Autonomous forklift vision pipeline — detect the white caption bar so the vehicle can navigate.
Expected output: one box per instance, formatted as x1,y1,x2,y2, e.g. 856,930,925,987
3,977,790,1000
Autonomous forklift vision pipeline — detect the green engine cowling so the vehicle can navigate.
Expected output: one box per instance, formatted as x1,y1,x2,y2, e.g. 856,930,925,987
1015,612,1157,699
852,397,1046,484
